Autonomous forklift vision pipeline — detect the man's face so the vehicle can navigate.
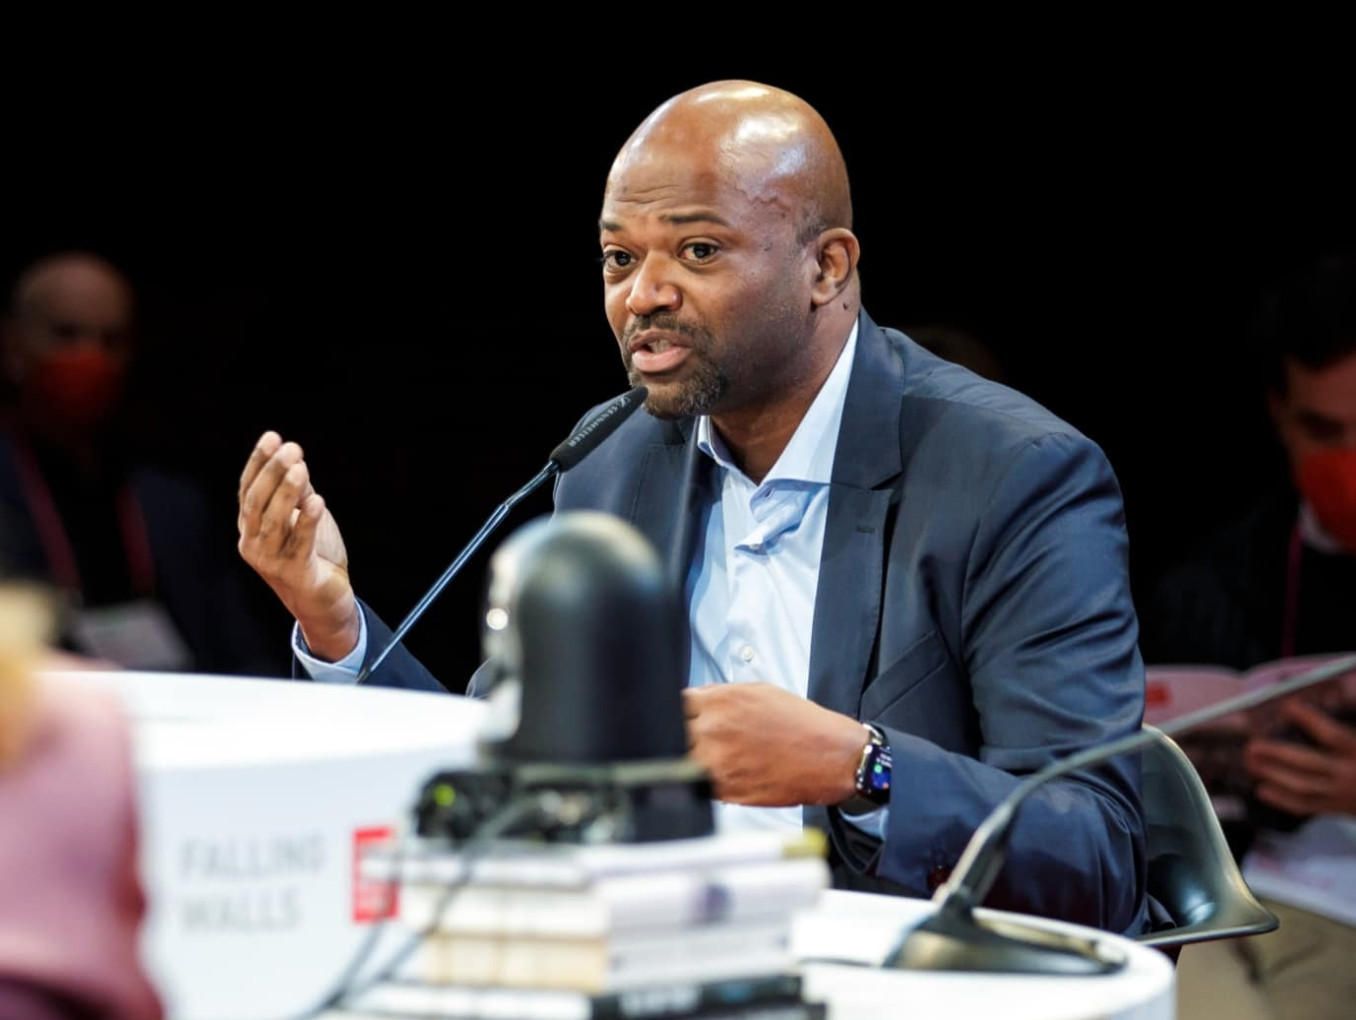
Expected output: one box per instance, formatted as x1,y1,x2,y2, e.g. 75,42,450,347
598,146,818,421
1269,350,1356,467
4,261,135,386
1,259,135,437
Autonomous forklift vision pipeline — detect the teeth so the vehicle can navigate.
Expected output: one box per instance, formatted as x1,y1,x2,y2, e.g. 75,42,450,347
648,339,670,353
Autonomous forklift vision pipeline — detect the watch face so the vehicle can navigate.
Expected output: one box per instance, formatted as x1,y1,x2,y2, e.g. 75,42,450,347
857,735,892,804
864,755,891,795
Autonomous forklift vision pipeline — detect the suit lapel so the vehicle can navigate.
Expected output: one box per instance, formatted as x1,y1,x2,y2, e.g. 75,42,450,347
809,485,893,716
620,311,906,713
625,429,706,589
806,312,905,716
621,423,703,690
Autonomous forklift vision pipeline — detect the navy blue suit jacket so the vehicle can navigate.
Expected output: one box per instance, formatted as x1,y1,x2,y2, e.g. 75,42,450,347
352,310,1150,935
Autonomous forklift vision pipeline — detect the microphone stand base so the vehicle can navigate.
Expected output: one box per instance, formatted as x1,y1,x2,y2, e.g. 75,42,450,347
883,900,1129,975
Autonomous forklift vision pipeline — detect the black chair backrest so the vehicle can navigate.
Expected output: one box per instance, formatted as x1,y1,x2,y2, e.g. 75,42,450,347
1137,725,1280,949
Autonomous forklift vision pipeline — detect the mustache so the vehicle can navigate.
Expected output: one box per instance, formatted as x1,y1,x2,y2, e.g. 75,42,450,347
621,315,703,346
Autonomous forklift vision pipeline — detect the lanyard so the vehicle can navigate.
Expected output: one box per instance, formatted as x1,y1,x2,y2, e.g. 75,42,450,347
9,434,157,601
1281,519,1303,660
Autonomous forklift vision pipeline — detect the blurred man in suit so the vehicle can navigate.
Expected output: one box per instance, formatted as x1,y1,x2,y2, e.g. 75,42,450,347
1141,252,1356,1020
0,249,287,676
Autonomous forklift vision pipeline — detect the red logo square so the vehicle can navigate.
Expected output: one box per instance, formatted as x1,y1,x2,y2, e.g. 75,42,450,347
352,826,399,923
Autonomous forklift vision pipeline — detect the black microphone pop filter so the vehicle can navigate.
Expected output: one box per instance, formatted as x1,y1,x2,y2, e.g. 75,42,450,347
547,386,648,470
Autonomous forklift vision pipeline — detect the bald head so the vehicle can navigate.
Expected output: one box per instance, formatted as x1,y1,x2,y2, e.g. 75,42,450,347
598,81,862,471
8,251,135,328
607,80,853,245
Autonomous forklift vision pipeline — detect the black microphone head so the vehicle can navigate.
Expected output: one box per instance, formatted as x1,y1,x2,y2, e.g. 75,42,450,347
547,386,648,471
477,509,688,765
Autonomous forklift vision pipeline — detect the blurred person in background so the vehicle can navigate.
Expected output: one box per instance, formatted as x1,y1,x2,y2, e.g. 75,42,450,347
0,579,164,1019
1140,251,1356,1020
0,249,287,677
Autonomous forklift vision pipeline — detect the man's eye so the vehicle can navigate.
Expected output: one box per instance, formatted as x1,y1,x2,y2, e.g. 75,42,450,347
601,250,633,270
1305,424,1345,444
1295,412,1344,443
681,242,719,261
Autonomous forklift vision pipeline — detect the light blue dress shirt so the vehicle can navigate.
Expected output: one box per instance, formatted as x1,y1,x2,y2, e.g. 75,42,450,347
686,323,859,833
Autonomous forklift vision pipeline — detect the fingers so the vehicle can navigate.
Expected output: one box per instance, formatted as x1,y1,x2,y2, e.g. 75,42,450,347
1253,783,1317,817
1248,702,1356,816
1248,734,1339,816
290,492,327,554
1279,699,1356,753
682,684,716,718
239,431,282,503
238,436,315,560
1246,737,1330,777
1253,765,1329,816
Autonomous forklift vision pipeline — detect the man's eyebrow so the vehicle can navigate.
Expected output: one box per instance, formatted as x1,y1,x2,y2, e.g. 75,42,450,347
598,211,733,233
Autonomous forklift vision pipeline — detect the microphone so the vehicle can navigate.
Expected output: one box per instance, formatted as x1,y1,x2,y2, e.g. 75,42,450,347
883,651,1356,975
355,385,648,685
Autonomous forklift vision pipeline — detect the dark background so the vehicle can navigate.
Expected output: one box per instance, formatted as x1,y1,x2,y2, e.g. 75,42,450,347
5,59,1353,691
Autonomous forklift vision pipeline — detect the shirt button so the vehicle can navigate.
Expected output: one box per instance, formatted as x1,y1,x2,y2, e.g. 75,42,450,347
739,645,756,662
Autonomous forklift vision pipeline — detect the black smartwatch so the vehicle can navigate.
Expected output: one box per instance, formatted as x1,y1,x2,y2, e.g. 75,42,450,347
852,723,892,807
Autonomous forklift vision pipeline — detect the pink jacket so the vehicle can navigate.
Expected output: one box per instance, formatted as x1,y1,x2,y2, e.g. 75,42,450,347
0,676,164,1019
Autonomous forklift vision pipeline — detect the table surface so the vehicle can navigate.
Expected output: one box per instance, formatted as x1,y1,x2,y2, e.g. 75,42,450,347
44,670,1174,1020
792,889,1174,1020
312,889,1175,1020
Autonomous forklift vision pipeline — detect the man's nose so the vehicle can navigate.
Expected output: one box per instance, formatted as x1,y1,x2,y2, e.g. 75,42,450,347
624,255,682,317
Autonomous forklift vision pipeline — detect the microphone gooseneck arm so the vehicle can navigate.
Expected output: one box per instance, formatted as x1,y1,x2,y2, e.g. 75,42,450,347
354,385,648,686
355,463,558,685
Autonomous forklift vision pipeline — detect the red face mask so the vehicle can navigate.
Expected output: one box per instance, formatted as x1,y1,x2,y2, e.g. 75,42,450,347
1296,447,1356,554
25,347,127,433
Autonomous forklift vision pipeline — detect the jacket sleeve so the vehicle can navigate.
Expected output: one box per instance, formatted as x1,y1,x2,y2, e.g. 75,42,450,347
871,431,1148,934
351,600,453,694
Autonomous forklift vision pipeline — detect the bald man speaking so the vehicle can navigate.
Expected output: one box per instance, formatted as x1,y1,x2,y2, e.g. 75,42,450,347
238,80,1152,937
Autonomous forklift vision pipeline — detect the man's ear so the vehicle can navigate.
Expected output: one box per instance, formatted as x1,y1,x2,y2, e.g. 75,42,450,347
809,229,859,308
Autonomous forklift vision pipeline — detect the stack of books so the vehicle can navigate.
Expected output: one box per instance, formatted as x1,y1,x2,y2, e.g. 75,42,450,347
332,828,830,1019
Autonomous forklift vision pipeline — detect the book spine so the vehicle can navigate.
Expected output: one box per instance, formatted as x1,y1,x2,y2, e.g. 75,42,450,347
362,829,827,889
399,856,829,937
345,973,806,1020
592,973,804,1020
409,919,796,993
328,999,824,1020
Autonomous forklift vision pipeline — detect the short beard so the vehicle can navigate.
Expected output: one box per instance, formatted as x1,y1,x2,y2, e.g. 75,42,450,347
621,317,729,420
627,360,728,420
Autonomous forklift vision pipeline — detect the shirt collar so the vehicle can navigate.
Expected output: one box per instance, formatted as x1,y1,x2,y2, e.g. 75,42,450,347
697,320,859,484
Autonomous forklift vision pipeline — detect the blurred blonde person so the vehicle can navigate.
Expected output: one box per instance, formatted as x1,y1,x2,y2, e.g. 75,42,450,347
0,581,163,1019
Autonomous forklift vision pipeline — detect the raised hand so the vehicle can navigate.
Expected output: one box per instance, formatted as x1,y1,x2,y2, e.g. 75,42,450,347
236,431,361,661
